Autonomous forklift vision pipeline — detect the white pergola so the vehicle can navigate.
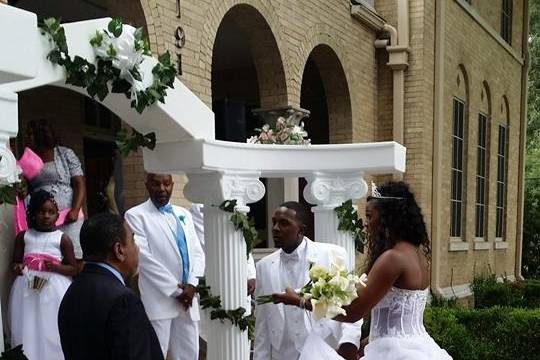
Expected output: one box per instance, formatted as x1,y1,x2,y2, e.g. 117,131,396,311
0,5,405,359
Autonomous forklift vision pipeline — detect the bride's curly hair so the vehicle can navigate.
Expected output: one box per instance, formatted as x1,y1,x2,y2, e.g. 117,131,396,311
364,181,431,272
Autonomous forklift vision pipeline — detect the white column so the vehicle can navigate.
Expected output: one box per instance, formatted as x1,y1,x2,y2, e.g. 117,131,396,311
303,172,368,270
0,90,20,353
184,171,265,360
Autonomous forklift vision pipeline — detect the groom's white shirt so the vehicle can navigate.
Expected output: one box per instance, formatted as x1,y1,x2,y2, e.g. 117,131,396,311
254,238,362,360
125,199,205,321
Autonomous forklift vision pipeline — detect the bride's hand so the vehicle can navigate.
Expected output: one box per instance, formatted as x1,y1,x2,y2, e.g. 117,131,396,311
272,287,301,306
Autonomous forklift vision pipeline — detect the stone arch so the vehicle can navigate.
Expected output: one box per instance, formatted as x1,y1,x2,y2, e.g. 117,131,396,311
299,43,353,144
292,23,352,106
200,1,288,107
501,95,510,125
480,80,492,116
456,64,470,102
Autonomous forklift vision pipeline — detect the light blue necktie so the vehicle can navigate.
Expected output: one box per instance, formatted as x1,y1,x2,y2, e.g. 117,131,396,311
159,204,190,284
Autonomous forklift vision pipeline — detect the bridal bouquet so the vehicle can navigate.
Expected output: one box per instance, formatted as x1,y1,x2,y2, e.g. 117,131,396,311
257,258,368,321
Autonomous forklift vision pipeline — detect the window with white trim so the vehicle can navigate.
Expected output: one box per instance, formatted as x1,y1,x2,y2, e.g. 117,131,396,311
501,0,512,44
496,124,508,239
475,113,488,238
451,98,465,238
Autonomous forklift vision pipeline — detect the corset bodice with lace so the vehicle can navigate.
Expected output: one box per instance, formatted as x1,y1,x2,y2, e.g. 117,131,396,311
369,286,429,341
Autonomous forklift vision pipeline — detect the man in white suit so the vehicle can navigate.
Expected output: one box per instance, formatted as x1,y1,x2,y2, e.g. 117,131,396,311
254,202,362,360
125,173,205,360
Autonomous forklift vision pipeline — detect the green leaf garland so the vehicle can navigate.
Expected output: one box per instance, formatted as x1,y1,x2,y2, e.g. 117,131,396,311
115,129,156,157
197,278,255,340
219,199,260,258
0,185,16,205
335,200,367,253
38,17,177,154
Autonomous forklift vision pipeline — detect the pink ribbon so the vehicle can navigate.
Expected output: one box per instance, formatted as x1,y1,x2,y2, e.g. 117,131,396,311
23,253,61,272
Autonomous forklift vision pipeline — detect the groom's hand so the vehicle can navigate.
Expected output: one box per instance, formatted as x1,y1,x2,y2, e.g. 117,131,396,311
177,284,196,310
272,287,300,306
337,343,359,360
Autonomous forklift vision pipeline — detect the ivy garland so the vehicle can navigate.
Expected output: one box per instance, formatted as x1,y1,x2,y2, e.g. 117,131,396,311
0,184,17,206
335,200,367,253
115,128,156,157
38,17,176,113
219,199,260,258
38,17,176,154
197,278,255,340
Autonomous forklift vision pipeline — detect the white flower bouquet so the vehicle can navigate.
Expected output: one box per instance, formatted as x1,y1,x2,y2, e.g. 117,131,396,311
301,261,367,320
257,258,368,321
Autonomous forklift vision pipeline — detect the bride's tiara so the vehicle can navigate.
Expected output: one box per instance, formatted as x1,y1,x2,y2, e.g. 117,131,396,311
370,182,404,200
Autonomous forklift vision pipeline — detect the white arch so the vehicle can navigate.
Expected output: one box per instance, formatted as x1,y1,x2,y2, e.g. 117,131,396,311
0,8,214,143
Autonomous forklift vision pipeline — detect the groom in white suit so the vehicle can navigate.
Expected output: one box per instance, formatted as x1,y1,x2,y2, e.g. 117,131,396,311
125,173,205,360
254,202,362,360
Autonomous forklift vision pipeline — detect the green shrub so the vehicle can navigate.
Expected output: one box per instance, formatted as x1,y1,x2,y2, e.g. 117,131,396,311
425,306,540,360
471,274,540,309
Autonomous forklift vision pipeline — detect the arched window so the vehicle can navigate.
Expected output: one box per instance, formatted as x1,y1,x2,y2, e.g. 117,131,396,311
450,66,469,240
496,97,510,240
475,82,491,241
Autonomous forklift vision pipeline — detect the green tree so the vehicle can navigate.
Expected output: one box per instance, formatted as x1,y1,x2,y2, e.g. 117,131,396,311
523,0,540,279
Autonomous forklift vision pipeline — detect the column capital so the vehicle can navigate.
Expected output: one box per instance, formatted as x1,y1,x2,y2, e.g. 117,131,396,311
184,170,265,210
303,172,368,208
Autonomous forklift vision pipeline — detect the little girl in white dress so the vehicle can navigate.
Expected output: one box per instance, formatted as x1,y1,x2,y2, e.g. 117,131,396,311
9,190,78,360
273,182,452,360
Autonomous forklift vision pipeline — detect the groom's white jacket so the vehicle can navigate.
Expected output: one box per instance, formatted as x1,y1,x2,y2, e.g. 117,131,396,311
253,238,362,359
125,199,205,321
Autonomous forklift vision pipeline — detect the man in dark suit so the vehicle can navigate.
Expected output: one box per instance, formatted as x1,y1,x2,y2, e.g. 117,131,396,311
58,213,164,360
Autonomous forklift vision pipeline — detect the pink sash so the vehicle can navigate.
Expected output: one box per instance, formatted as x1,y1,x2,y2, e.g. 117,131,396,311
23,253,61,272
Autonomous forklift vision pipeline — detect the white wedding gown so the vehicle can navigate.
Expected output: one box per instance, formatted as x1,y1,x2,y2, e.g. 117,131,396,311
300,287,452,359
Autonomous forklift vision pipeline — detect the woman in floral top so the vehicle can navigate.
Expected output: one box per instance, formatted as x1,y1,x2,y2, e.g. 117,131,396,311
24,119,86,260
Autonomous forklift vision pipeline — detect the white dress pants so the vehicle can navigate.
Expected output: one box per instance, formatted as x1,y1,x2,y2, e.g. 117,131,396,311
151,309,199,360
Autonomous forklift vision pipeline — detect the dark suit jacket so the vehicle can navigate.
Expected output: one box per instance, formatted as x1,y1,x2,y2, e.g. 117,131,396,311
58,263,163,360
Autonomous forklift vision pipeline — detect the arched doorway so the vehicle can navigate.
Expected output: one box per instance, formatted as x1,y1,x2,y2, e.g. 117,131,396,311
211,4,287,247
299,44,352,238
300,44,352,145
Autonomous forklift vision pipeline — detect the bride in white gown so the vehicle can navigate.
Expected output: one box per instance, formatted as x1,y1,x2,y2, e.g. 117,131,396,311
273,181,452,360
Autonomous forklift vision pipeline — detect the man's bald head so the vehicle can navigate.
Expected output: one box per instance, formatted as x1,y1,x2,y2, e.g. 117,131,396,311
145,173,174,208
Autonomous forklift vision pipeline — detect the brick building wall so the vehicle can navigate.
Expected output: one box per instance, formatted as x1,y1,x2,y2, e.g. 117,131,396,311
437,0,526,287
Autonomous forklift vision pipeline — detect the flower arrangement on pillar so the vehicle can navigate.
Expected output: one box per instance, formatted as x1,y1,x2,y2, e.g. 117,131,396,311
335,200,367,253
38,17,175,155
247,114,311,145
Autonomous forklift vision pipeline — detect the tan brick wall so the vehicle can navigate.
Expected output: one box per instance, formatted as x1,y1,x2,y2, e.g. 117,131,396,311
141,0,378,145
472,0,524,52
436,0,525,287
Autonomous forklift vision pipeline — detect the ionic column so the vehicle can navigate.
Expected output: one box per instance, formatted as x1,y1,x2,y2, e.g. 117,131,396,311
303,172,368,270
0,90,19,353
184,171,265,360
